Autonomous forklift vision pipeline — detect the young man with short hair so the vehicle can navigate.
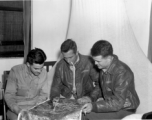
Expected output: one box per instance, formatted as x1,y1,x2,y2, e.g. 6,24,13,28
82,40,140,119
5,48,48,120
50,39,99,102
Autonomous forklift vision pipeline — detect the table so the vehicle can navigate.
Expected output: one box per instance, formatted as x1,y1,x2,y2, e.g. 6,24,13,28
17,98,84,120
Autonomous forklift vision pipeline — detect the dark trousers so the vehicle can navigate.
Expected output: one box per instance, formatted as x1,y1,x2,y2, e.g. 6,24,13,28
82,109,135,120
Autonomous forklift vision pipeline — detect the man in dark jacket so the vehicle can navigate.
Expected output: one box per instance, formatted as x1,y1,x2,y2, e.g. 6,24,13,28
50,39,99,102
81,40,140,120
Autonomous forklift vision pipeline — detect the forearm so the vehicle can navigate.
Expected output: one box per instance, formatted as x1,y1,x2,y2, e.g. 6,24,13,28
50,67,62,100
50,88,61,100
89,85,101,102
5,90,18,113
50,77,61,100
5,95,20,114
92,96,125,112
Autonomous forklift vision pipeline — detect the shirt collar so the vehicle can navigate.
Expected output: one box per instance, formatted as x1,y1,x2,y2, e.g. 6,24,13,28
70,53,80,66
75,53,80,64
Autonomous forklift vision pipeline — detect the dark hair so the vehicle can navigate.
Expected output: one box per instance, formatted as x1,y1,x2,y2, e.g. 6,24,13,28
26,48,47,65
91,40,113,57
60,39,77,53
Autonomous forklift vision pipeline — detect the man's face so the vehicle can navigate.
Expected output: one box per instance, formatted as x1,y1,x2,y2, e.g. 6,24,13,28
92,55,110,70
27,63,44,76
62,50,78,65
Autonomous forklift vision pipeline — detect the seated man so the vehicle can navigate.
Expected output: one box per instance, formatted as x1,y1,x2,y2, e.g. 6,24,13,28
50,39,99,101
4,48,48,120
81,40,140,120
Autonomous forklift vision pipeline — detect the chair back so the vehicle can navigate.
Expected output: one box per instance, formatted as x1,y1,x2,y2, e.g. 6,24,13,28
2,71,10,120
44,61,56,72
2,71,10,91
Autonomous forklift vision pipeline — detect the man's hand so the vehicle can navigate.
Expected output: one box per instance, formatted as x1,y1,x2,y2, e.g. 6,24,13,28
77,96,91,104
81,103,93,114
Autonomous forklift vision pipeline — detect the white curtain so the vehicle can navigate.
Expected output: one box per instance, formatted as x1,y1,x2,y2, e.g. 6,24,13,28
23,0,31,63
148,2,152,62
66,0,152,113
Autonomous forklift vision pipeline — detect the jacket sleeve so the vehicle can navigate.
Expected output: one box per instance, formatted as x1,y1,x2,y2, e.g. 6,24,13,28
4,68,20,114
92,70,133,112
89,65,101,101
83,75,94,97
89,82,101,102
49,64,62,100
90,64,99,83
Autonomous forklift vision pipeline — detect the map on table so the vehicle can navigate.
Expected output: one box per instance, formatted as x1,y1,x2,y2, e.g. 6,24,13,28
18,98,85,120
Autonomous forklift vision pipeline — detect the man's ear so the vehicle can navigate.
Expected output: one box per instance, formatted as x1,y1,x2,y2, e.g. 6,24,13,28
107,55,113,62
106,55,111,61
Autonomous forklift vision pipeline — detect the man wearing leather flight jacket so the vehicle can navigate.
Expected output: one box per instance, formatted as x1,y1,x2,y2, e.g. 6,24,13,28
81,40,140,120
50,39,99,101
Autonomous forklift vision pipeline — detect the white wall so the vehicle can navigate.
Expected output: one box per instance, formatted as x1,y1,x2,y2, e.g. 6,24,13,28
125,0,151,56
32,0,70,61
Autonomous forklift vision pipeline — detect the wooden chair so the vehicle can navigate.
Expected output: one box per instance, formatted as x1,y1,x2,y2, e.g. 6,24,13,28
44,61,56,72
1,71,9,120
2,61,56,120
